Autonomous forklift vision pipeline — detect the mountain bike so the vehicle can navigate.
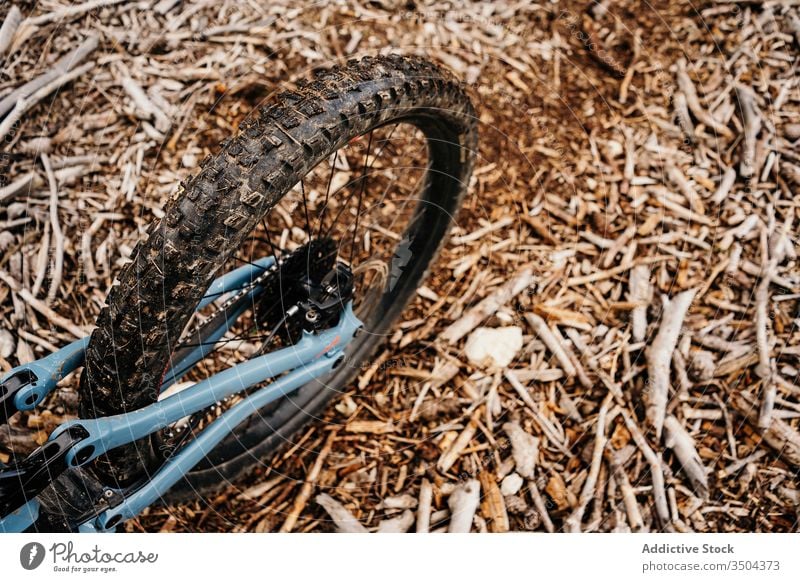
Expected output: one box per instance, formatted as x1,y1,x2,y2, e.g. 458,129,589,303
0,55,477,532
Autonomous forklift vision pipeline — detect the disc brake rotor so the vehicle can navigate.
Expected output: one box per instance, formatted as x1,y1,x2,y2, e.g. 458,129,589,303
154,237,354,456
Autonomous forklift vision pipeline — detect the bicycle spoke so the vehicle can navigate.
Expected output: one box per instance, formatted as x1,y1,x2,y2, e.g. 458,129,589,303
350,130,374,264
261,218,282,265
230,255,273,272
299,179,311,242
167,121,431,450
316,150,339,238
317,125,399,241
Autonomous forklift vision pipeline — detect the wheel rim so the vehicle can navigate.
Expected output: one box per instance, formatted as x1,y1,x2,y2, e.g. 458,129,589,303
154,116,467,471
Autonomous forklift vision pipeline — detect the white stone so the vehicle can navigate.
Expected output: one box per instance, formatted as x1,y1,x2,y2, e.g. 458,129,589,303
501,472,524,496
464,326,523,369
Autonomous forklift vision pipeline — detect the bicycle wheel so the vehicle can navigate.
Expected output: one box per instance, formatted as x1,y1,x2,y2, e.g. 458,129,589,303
78,55,477,497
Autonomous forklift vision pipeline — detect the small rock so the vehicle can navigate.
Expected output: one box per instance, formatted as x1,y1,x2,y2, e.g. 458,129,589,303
689,349,716,381
502,421,539,479
334,394,357,417
501,472,523,496
604,139,624,158
504,494,528,515
464,326,523,369
0,231,14,253
181,152,197,168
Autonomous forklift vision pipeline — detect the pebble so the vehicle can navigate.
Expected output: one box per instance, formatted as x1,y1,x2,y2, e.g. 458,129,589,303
464,326,523,369
501,472,524,496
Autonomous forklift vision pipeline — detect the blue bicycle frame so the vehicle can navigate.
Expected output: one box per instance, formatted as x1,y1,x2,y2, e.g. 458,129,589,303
0,257,362,532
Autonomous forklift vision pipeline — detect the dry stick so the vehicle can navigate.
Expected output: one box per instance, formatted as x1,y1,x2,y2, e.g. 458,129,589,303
437,408,480,473
565,328,625,401
711,166,737,204
522,214,557,244
663,415,708,498
695,257,730,300
505,369,572,456
478,471,509,533
735,85,763,179
0,172,42,204
586,461,608,532
721,216,760,253
674,91,695,143
0,271,87,338
154,0,181,15
653,194,713,226
0,35,98,119
0,60,96,142
712,392,738,459
528,480,555,532
451,216,514,245
0,5,22,57
166,89,200,151
669,351,692,412
27,0,128,25
620,408,672,529
667,165,704,215
120,72,171,132
621,126,636,191
618,32,640,104
646,288,697,439
40,154,64,304
377,510,414,533
441,266,533,344
448,479,481,533
415,479,433,533
788,10,800,47
314,493,367,533
31,222,50,297
81,217,102,284
741,259,796,292
717,450,767,480
730,392,800,469
280,429,338,532
676,59,733,139
409,360,459,422
551,324,592,390
524,313,576,377
628,265,652,343
566,393,612,532
602,225,636,268
608,451,644,531
566,255,668,287
755,214,792,429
